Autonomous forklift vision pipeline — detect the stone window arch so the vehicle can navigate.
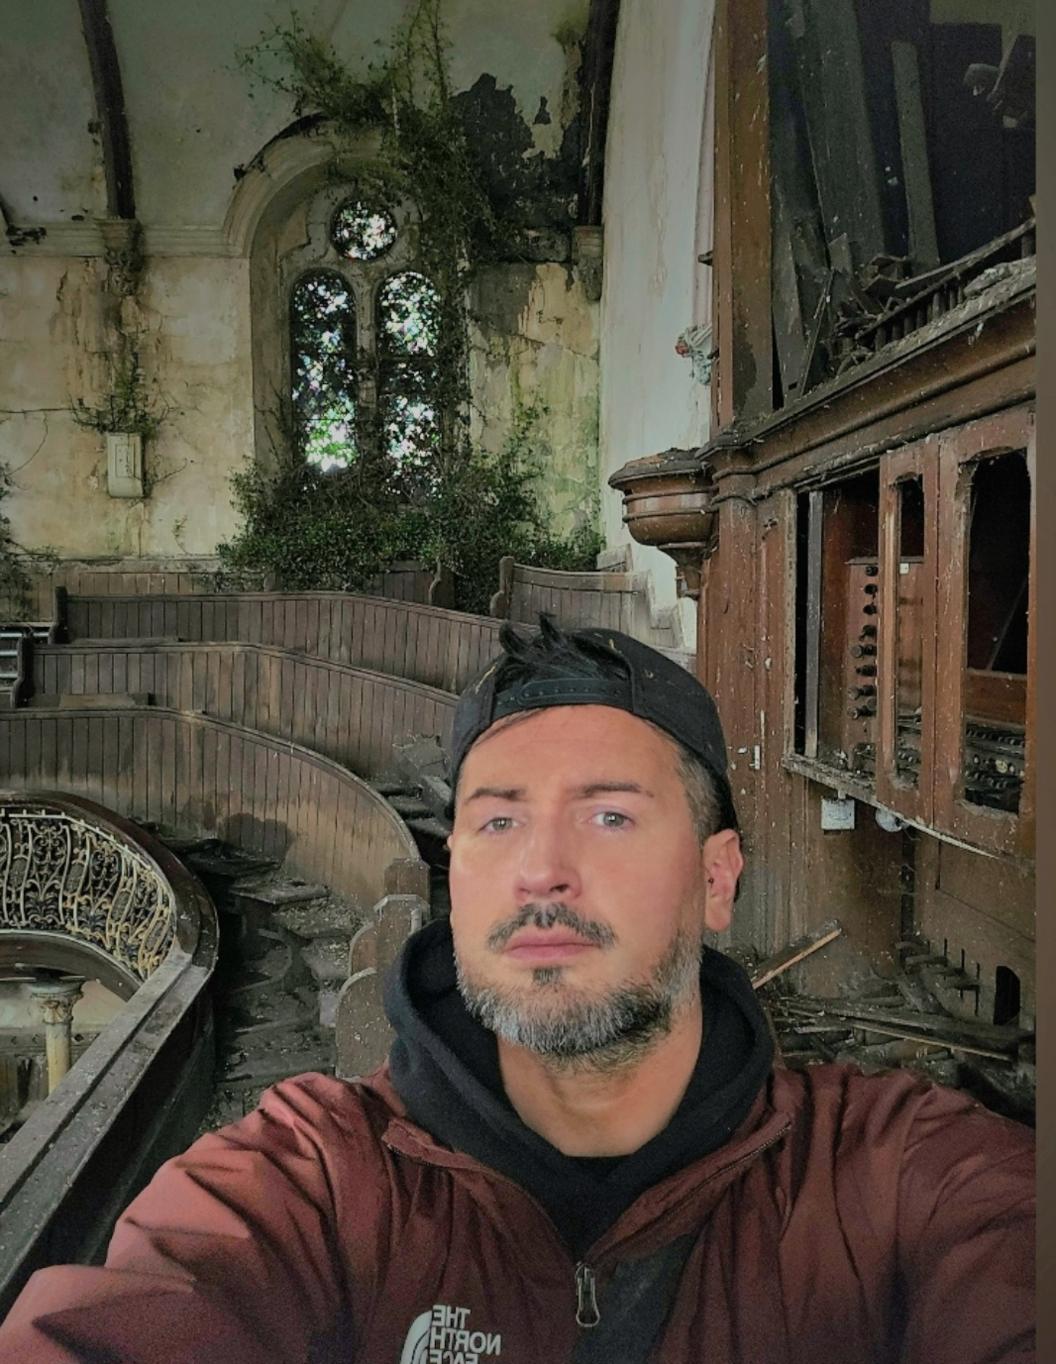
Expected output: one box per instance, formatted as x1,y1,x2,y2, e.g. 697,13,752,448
280,184,441,473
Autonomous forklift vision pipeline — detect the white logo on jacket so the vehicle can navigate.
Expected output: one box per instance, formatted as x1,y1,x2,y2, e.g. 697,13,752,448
400,1303,503,1363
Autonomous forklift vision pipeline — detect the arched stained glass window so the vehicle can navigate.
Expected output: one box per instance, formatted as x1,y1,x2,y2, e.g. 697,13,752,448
286,194,444,478
290,271,358,471
377,271,442,473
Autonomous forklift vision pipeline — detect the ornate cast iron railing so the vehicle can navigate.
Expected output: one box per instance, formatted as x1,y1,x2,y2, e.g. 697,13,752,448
1,803,176,982
0,791,217,1317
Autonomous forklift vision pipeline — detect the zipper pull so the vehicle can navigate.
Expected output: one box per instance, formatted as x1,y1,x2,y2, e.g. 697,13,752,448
574,1262,600,1329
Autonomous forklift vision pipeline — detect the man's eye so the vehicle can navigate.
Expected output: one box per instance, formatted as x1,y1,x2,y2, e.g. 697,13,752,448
595,811,631,829
482,816,515,833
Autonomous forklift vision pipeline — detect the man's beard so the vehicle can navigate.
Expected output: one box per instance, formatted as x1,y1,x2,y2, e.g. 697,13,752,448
455,902,703,1072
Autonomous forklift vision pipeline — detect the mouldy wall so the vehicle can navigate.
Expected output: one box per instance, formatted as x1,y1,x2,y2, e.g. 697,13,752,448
2,0,595,565
598,0,716,627
470,263,600,541
0,252,251,558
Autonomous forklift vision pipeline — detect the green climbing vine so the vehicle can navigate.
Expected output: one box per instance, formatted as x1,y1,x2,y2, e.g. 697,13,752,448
219,402,601,616
0,462,58,619
70,219,166,448
0,463,30,613
220,0,601,614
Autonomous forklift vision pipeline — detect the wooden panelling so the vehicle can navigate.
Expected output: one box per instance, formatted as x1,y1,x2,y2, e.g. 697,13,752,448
711,0,772,428
0,708,421,911
65,593,502,694
495,562,684,655
915,834,1035,1027
512,568,635,632
1,560,443,625
933,406,1034,857
0,560,226,622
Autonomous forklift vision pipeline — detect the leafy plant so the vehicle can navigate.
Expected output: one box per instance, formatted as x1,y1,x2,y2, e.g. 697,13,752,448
0,463,59,620
222,2,601,613
218,405,601,615
71,341,164,441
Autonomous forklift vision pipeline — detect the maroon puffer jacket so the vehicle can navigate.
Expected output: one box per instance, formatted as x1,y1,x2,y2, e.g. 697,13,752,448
0,1063,1034,1363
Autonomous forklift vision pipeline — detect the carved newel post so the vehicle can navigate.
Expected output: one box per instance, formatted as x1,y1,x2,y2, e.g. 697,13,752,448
29,975,85,1093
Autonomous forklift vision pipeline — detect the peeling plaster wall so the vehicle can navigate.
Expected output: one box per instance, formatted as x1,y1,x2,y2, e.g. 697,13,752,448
1,0,597,567
598,0,716,632
0,252,252,557
471,264,599,540
0,3,106,225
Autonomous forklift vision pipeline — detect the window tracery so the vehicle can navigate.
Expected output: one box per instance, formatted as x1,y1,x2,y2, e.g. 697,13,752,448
284,189,441,474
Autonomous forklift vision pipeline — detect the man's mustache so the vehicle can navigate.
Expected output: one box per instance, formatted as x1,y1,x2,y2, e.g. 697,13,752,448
486,903,617,951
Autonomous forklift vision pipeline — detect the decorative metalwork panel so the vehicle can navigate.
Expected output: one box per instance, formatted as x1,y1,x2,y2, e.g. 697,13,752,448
0,806,176,981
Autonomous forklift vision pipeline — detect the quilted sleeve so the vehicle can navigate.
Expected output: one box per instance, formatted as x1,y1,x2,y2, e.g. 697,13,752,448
895,1083,1034,1364
0,1076,357,1364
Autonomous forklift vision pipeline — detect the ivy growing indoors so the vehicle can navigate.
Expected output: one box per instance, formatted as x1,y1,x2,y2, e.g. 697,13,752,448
221,0,601,613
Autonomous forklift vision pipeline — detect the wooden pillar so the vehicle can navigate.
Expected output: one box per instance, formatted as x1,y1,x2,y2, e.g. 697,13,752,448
711,0,772,430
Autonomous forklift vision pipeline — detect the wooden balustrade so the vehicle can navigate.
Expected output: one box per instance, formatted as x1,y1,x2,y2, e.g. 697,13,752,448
62,592,503,694
0,708,422,910
31,643,454,778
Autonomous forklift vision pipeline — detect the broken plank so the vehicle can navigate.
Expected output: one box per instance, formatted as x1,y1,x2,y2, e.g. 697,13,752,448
891,40,940,272
790,0,885,268
842,1021,1010,1064
779,997,1028,1050
751,918,842,989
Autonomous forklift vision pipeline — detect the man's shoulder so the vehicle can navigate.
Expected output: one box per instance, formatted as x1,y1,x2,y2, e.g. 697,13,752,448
206,1067,407,1161
769,1060,1033,1166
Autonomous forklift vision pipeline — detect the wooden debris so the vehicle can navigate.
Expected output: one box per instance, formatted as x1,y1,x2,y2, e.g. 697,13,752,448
891,40,939,271
750,918,842,990
773,995,1031,1066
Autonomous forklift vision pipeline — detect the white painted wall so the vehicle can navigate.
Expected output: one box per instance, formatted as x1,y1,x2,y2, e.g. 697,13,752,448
598,0,716,633
470,263,600,540
0,2,105,225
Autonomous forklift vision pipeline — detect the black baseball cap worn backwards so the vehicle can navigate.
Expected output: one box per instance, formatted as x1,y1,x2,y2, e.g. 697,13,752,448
449,627,730,787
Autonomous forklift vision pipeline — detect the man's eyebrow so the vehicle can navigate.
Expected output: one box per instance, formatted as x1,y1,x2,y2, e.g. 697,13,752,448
573,781,655,799
463,785,526,803
461,781,654,803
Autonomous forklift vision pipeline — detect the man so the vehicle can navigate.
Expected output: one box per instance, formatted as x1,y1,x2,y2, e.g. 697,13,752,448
0,619,1034,1362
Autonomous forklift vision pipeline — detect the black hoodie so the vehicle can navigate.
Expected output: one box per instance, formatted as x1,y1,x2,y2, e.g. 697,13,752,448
385,917,773,1257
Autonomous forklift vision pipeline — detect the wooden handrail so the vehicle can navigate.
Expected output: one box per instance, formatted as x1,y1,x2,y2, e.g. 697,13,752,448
0,707,424,910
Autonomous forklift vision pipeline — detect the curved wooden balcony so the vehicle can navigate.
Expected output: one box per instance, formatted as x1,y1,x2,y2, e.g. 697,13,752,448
56,591,502,694
29,642,455,779
0,792,218,1316
0,707,421,908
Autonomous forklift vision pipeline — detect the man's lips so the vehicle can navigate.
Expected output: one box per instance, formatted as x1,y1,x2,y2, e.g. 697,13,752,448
503,932,599,963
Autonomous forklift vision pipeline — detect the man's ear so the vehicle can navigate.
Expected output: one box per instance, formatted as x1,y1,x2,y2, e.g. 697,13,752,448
700,828,742,934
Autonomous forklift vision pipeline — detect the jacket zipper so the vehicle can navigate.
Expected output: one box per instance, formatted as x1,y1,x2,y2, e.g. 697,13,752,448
574,1262,601,1329
384,1115,791,1334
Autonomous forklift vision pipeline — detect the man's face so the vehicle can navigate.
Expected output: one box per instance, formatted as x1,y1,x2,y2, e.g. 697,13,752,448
447,705,737,1060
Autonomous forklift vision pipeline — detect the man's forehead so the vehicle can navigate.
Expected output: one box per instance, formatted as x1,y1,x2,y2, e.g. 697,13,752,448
458,703,679,778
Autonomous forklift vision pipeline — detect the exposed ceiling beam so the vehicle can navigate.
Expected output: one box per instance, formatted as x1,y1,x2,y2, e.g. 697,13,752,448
77,0,135,219
578,0,621,226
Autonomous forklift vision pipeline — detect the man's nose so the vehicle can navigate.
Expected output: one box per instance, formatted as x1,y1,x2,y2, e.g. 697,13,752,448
514,820,581,902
